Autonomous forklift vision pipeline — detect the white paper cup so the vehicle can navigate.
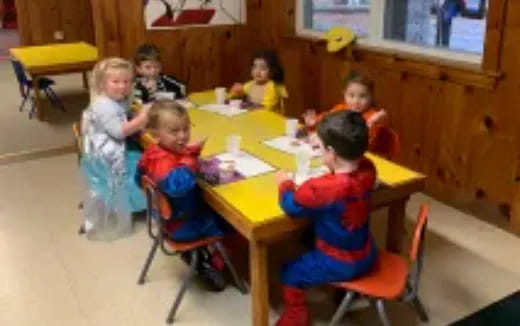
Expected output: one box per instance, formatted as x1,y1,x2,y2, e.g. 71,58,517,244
226,135,241,156
215,87,226,104
295,148,311,176
286,119,298,137
156,92,175,100
230,99,242,108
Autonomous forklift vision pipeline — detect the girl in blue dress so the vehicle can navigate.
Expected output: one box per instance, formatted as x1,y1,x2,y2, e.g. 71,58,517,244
80,58,149,240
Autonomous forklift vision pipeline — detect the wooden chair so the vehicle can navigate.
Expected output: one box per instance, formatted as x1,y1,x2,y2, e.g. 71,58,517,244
137,175,248,324
328,204,430,326
72,122,82,163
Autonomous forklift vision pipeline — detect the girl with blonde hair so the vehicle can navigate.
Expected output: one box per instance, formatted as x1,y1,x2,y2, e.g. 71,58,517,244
80,57,149,240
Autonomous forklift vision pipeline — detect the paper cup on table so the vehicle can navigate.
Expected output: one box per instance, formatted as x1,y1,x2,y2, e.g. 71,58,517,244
286,119,298,138
226,135,241,156
215,87,227,104
156,92,175,100
295,147,311,176
230,99,242,109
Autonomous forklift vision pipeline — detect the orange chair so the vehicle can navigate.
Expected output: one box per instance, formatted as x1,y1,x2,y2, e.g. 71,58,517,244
137,175,248,324
328,204,430,326
370,127,401,160
72,122,82,163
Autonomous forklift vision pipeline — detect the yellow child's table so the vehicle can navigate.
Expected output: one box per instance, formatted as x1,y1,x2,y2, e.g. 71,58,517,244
139,91,426,326
10,42,99,121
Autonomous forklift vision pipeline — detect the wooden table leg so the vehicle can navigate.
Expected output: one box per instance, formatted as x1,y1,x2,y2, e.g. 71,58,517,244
386,197,409,253
32,76,44,121
250,240,269,326
82,71,89,90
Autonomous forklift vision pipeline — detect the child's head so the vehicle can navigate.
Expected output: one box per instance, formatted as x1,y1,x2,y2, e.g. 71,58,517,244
250,50,284,85
317,110,368,168
135,43,162,79
343,72,374,112
148,100,191,153
91,57,133,101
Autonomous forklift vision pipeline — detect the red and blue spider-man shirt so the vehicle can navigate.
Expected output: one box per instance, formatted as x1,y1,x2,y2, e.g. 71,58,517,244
279,158,377,272
135,144,224,242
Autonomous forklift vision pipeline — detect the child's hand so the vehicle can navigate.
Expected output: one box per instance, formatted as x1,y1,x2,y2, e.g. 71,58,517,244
230,83,244,95
367,110,388,127
303,109,317,127
144,78,157,92
122,103,151,137
190,137,208,151
275,170,291,185
136,103,151,127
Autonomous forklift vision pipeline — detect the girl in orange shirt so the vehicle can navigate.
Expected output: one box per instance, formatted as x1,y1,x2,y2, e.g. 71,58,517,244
303,72,399,158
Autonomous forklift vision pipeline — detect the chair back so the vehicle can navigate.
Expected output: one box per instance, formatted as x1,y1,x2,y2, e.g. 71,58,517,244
372,127,401,159
10,59,29,87
141,175,172,220
276,84,289,115
386,128,401,159
405,204,429,300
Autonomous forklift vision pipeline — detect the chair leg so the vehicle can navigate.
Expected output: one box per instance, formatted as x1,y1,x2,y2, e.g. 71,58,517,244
214,241,249,294
43,88,55,106
19,94,29,112
28,97,35,119
411,297,429,322
19,86,31,112
137,239,160,285
47,87,66,112
375,299,391,326
328,290,355,326
166,250,199,324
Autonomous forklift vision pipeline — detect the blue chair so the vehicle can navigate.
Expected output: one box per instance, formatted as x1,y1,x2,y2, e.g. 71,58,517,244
10,59,65,119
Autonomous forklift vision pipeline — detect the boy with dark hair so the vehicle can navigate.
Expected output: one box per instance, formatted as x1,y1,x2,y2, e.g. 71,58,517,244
274,111,378,326
134,43,186,104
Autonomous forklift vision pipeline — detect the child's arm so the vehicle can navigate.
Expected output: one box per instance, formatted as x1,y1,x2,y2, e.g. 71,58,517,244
140,157,197,198
162,75,187,98
303,110,318,128
367,109,388,128
276,171,331,218
157,166,196,198
133,80,151,104
185,137,207,156
180,138,207,171
121,104,150,137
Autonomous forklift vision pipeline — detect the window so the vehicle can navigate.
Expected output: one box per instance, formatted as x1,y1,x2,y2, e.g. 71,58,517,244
299,0,489,63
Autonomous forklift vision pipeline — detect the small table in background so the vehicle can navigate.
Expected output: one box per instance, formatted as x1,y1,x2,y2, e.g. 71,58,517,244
9,42,98,121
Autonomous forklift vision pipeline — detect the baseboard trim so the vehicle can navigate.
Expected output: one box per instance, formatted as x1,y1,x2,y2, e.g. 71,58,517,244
0,144,76,166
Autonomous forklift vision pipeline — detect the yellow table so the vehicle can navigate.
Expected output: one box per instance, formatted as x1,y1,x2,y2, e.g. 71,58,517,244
140,91,426,326
10,42,99,121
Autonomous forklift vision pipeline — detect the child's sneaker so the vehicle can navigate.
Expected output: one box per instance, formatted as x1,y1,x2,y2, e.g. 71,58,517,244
197,247,228,292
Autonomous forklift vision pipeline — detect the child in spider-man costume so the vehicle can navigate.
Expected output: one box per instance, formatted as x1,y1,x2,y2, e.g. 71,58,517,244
136,100,231,290
274,110,378,326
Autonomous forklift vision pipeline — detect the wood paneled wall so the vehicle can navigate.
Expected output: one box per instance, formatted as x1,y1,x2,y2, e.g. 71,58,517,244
15,0,94,46
90,0,245,92
88,0,519,232
246,0,520,232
